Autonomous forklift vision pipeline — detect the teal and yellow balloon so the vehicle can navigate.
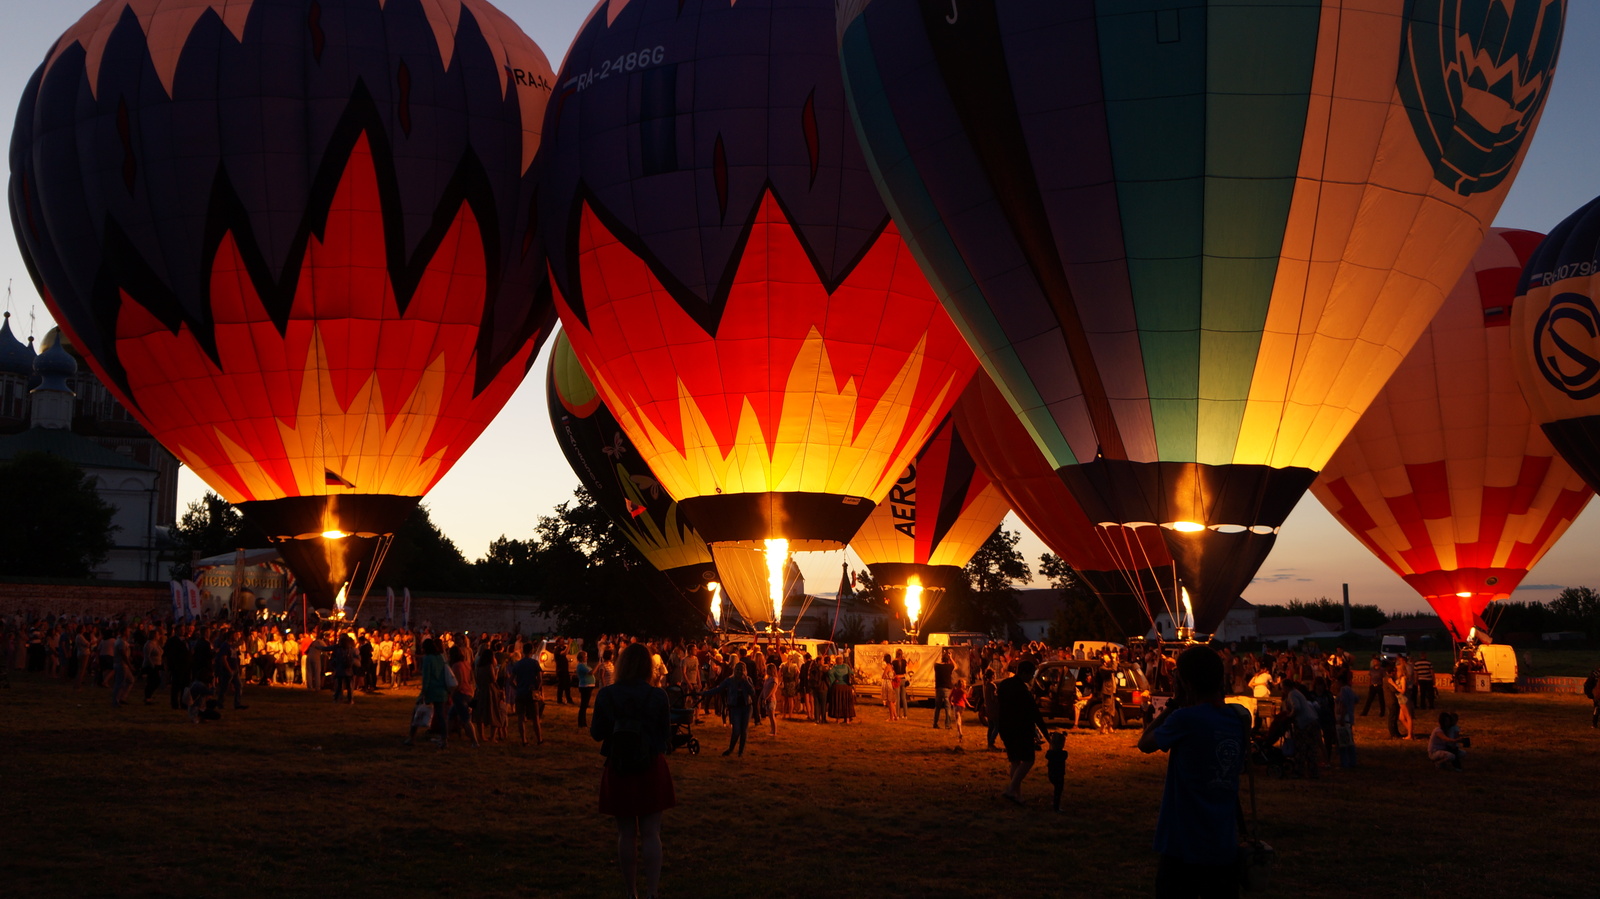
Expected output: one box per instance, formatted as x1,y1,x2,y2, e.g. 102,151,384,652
838,0,1564,629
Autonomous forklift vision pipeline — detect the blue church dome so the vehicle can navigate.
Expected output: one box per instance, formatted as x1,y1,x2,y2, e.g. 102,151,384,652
0,312,33,377
33,326,77,388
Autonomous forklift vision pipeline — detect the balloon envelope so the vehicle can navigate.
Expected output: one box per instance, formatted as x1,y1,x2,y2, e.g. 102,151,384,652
1317,229,1592,640
548,330,718,601
10,0,557,604
1512,195,1600,494
839,0,1564,629
952,368,1175,638
539,0,978,551
850,411,1011,626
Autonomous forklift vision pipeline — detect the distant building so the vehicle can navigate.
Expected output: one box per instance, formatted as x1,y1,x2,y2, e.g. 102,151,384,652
0,319,179,580
1152,598,1260,643
1016,588,1067,642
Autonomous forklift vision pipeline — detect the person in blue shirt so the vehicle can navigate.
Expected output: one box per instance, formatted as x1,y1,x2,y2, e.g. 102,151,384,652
1138,645,1250,898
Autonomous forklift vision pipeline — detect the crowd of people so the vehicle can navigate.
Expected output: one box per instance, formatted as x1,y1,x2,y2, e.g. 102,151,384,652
4,609,1521,899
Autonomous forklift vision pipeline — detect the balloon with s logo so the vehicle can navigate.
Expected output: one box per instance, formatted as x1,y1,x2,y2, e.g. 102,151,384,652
1513,196,1600,492
839,0,1565,631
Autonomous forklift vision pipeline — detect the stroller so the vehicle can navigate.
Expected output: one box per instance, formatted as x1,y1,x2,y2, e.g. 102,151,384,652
667,687,701,755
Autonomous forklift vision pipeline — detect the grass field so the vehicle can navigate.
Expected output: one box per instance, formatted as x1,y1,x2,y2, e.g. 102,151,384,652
3,672,1597,898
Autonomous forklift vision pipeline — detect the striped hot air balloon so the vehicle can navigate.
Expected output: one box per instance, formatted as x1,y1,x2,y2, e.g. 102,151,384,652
10,0,557,606
1316,229,1593,641
839,0,1565,630
849,411,1011,635
537,0,979,620
953,368,1176,639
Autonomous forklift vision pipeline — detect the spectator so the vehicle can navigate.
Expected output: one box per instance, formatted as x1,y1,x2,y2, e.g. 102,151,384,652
1138,646,1250,898
407,638,450,749
879,653,900,722
932,649,954,729
1045,730,1068,813
708,661,755,756
996,658,1043,805
1362,655,1385,717
509,641,544,747
1412,651,1436,710
576,651,596,729
1428,711,1466,771
590,642,675,899
980,668,1001,750
1335,670,1358,769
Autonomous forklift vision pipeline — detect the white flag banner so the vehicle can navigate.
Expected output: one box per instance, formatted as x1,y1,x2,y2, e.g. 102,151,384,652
403,588,412,628
184,580,202,620
386,587,396,623
170,580,183,621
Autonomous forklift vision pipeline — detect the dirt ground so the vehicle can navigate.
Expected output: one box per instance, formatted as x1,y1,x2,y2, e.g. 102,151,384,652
2,672,1596,898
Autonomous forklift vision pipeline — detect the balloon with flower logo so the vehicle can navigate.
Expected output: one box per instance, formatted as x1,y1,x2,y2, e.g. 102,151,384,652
838,0,1565,630
9,0,558,605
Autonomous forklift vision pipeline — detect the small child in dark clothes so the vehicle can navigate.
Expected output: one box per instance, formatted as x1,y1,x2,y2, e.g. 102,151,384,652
1045,731,1069,812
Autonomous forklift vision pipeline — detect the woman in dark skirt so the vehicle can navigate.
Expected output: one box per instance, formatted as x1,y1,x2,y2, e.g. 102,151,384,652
826,654,856,723
591,643,675,899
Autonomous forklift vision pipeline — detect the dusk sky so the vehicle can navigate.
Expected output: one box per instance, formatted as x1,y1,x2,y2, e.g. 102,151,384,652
3,1,1598,618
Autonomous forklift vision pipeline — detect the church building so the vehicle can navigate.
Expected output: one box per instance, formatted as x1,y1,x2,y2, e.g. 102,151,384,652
0,315,180,581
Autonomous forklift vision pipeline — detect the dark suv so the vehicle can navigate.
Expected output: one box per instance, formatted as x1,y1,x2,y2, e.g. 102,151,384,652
1029,659,1153,729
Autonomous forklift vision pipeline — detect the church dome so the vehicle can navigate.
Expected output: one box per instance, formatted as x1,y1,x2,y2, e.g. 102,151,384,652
0,312,33,377
33,326,77,383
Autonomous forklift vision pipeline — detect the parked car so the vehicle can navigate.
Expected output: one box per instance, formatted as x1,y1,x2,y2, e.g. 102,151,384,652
1029,659,1153,729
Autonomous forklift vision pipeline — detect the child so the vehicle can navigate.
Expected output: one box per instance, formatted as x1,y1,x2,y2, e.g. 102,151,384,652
948,678,968,747
1045,731,1069,812
183,679,220,723
1428,711,1466,770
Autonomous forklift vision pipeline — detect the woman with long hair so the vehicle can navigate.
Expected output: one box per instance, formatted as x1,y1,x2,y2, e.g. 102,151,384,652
708,661,755,756
591,642,675,899
880,652,899,721
471,645,505,744
827,654,856,724
448,645,479,747
762,663,780,738
407,638,450,749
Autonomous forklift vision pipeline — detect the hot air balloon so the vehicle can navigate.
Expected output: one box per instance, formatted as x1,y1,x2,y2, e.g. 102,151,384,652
1512,196,1600,494
538,0,979,625
9,0,557,607
1316,229,1592,641
838,0,1565,630
547,330,719,610
952,368,1175,639
849,412,1010,635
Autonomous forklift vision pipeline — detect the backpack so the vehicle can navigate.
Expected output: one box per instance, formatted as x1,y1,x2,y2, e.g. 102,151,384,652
1584,673,1596,700
605,693,652,776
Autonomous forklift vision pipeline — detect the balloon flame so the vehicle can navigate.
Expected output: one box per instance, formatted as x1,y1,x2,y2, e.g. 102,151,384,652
765,539,788,625
1180,587,1195,630
1455,591,1473,598
321,529,349,539
904,577,924,633
708,581,722,627
1170,521,1206,533
334,582,349,614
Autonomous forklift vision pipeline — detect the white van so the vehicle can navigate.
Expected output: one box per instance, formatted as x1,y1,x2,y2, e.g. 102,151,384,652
718,634,838,660
927,632,990,648
1474,643,1518,684
1380,635,1407,661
